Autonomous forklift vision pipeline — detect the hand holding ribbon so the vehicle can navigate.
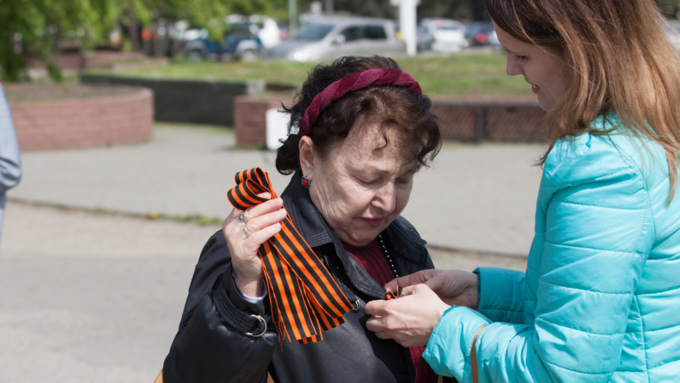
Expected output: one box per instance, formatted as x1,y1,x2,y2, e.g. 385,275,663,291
226,168,354,344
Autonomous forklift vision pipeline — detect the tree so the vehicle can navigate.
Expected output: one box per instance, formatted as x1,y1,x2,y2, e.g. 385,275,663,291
0,0,283,82
0,0,114,81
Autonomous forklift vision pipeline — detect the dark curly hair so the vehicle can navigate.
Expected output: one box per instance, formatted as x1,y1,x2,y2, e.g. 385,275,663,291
276,56,442,175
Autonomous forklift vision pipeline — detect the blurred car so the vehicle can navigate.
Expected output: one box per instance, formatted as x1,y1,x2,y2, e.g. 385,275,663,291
664,20,680,52
417,18,468,52
465,21,501,47
184,24,262,61
225,15,282,49
184,16,281,61
268,17,405,62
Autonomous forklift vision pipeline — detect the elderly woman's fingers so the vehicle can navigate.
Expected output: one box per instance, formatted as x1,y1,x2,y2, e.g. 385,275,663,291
223,193,288,297
244,206,287,234
241,194,283,221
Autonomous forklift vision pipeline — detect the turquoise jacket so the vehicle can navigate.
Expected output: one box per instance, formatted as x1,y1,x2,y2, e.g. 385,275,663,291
423,115,680,382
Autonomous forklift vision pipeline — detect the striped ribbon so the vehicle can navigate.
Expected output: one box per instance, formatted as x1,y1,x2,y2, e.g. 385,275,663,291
227,168,354,344
385,286,403,300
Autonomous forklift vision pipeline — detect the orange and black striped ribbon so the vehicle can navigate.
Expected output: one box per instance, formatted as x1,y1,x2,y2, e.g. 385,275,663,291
227,168,354,344
384,286,403,300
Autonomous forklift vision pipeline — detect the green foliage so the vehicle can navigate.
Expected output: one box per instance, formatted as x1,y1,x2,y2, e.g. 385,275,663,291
0,0,112,81
0,0,287,82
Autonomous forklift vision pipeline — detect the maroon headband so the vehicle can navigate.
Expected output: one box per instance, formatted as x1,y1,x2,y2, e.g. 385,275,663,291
298,68,423,135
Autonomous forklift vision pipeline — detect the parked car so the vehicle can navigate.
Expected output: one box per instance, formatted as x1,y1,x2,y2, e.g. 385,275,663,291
184,16,281,61
225,14,282,49
417,18,468,52
184,24,262,61
465,21,501,47
268,17,405,62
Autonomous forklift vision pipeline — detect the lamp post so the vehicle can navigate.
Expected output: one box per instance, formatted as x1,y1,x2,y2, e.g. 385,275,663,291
289,0,298,37
390,0,419,57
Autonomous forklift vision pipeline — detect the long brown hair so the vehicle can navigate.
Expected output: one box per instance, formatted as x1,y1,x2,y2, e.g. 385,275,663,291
486,0,680,196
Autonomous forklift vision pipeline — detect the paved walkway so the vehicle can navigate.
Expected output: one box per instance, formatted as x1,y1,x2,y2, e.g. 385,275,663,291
0,124,540,382
9,124,546,255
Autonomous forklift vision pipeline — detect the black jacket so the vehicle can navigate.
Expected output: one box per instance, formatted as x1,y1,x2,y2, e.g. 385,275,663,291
163,171,451,383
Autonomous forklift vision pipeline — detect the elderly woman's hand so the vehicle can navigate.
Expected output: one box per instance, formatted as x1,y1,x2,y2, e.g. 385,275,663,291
223,193,287,297
384,269,479,309
365,284,450,347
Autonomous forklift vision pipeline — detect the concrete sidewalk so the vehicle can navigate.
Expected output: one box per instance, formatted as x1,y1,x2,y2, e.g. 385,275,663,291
1,124,540,382
10,124,546,255
0,201,527,383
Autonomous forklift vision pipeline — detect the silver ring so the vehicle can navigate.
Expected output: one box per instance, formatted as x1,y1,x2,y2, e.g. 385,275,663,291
242,225,251,237
245,314,267,337
237,212,248,224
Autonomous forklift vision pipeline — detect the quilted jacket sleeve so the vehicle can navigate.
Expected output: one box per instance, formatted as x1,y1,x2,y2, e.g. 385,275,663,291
423,133,655,383
162,231,277,383
474,267,526,324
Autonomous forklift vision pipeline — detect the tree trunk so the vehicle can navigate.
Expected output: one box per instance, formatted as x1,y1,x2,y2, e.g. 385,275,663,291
127,10,143,52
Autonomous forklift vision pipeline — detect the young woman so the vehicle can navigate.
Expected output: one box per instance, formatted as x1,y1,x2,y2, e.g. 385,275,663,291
365,1,680,382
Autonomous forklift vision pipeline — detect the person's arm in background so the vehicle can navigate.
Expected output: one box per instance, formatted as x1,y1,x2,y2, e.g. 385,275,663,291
0,84,22,237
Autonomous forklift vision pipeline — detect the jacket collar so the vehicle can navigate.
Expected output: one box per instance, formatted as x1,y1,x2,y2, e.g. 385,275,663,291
280,169,430,299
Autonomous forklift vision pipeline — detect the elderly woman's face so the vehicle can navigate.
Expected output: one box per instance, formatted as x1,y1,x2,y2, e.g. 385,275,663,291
305,124,418,247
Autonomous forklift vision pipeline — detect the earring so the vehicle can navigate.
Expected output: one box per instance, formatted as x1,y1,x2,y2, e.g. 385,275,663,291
302,176,311,189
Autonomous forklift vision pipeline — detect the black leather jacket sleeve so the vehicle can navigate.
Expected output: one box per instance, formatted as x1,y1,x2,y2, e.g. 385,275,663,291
162,231,278,383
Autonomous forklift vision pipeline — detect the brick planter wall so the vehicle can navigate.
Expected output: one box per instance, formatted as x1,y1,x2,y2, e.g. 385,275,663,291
9,86,154,151
81,75,252,126
432,97,548,143
234,96,293,148
233,95,548,148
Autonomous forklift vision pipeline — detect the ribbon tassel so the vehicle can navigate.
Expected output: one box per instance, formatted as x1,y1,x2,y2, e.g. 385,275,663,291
227,168,353,344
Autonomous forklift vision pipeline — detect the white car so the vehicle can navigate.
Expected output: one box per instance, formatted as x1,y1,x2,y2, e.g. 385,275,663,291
268,16,405,62
417,19,468,52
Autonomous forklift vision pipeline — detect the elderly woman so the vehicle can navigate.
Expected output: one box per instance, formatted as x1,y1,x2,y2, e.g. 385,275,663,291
161,56,444,383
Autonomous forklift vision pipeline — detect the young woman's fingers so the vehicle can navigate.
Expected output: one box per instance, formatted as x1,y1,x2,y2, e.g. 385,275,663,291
364,299,388,317
365,314,386,332
383,270,438,292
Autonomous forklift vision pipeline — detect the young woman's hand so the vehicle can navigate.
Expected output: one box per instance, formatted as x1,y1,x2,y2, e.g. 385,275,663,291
222,193,287,297
384,269,479,309
365,284,450,347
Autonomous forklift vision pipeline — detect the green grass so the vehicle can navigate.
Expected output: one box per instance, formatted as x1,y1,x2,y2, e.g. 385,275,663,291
84,54,533,97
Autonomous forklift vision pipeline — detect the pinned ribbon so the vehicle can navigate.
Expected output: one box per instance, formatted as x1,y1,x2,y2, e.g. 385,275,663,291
227,168,354,344
384,286,403,300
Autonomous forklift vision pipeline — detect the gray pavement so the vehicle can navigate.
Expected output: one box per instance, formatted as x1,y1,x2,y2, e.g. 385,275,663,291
0,124,538,382
10,124,546,255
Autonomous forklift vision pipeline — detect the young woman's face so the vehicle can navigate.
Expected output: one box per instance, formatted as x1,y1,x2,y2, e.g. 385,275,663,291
494,22,573,111
304,124,417,247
